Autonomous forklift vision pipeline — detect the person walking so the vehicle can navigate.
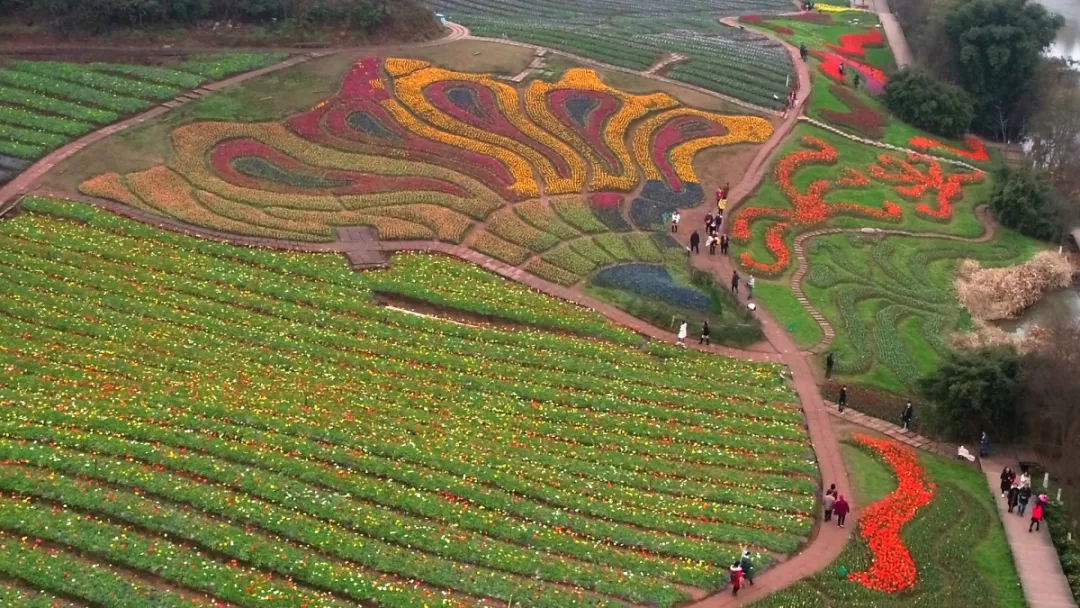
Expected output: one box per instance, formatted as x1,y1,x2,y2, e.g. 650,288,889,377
729,562,744,596
671,210,681,233
705,212,713,230
677,321,687,347
1029,497,1045,532
837,385,848,412
747,275,755,299
1017,484,1032,517
721,182,730,200
1007,483,1020,513
731,271,740,295
708,234,717,255
720,234,729,255
823,488,836,522
689,231,700,254
718,197,727,214
901,401,914,431
1019,468,1031,489
825,352,835,379
1000,466,1015,497
740,549,755,586
980,431,990,458
834,494,850,528
700,320,710,346
800,43,808,61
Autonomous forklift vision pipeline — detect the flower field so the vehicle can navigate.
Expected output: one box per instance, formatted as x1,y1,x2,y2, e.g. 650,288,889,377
81,57,773,289
0,196,818,607
0,54,286,187
426,0,795,109
752,436,1024,607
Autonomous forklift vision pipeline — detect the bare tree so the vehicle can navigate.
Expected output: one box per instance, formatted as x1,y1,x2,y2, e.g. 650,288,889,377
1028,60,1080,228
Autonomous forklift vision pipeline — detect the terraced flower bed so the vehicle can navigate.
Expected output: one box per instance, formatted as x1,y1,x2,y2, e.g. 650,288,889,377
0,54,287,187
0,196,814,607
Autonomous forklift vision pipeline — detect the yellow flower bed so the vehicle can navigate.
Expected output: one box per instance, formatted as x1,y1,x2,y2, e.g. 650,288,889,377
633,109,773,183
266,207,435,240
485,207,560,252
471,230,531,266
367,204,472,244
196,191,332,239
126,166,325,241
390,65,586,195
817,5,871,12
514,198,580,240
525,258,582,286
78,172,158,214
385,58,430,77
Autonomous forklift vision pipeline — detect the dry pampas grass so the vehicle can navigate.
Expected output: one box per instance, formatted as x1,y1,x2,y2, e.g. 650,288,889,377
954,250,1077,321
951,319,1049,354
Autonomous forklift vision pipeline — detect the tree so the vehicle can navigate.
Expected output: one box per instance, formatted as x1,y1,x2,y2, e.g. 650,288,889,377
943,0,1064,141
884,68,974,139
920,347,1021,441
989,165,1064,241
1028,58,1080,226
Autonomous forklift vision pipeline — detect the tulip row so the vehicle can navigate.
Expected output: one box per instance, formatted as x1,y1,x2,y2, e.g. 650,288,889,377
908,135,991,163
568,236,616,265
0,68,150,113
486,207,562,252
527,257,584,285
514,198,581,239
541,245,597,275
11,60,182,100
591,192,634,231
551,194,609,233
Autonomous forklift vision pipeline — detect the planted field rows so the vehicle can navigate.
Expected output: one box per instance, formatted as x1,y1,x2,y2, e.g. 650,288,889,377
0,54,287,185
0,197,815,608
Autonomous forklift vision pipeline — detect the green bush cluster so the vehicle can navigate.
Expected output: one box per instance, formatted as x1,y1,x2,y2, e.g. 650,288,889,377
884,68,974,139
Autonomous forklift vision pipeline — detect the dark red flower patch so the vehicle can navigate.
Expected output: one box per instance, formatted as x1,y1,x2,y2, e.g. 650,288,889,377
826,28,884,58
819,85,887,138
811,51,888,95
651,116,727,191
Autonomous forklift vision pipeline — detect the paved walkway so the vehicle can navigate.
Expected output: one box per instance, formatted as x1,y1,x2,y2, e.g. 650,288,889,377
856,0,914,67
981,456,1078,608
825,403,958,456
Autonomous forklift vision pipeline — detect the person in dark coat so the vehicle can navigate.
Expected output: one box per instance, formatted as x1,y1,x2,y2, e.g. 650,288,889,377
700,321,710,346
825,352,835,379
837,385,848,412
1000,467,1015,497
708,234,717,255
720,234,729,255
689,231,700,254
834,495,850,528
1018,485,1032,517
740,549,755,586
800,43,808,61
901,402,914,431
731,270,740,294
1007,483,1020,513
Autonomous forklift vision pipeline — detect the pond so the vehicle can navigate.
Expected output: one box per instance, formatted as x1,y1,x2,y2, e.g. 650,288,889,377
996,286,1080,339
1035,0,1080,62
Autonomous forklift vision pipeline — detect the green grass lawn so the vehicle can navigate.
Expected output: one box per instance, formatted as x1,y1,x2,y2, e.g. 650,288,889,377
752,439,1026,607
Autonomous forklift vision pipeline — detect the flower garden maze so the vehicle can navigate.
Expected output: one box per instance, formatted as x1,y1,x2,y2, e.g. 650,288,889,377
0,196,819,608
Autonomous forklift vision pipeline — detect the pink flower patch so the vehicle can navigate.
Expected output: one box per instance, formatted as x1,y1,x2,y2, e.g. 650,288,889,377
651,116,727,191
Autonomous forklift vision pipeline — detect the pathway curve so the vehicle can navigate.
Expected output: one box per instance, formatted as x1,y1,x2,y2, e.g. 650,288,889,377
856,0,914,68
981,456,1079,608
792,205,997,354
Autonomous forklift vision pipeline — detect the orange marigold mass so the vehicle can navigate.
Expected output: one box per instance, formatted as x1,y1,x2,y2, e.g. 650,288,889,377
849,434,935,593
908,136,990,163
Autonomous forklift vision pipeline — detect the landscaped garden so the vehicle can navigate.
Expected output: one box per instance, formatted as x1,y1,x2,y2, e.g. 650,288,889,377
0,196,815,607
427,0,796,109
753,432,1025,607
0,54,287,186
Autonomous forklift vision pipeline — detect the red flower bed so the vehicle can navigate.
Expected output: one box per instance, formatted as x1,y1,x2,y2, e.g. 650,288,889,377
819,85,887,138
811,51,888,95
651,116,727,191
908,136,990,162
548,89,621,173
425,80,574,179
731,136,904,275
826,28,884,58
870,153,984,220
590,192,623,209
210,138,467,197
848,434,935,593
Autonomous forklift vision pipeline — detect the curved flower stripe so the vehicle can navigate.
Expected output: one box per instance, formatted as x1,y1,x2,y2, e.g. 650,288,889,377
869,153,983,220
196,190,332,238
849,434,934,593
265,206,437,240
524,86,613,174
633,109,773,186
365,204,472,243
486,207,561,252
908,136,990,163
527,257,585,286
471,230,532,266
79,172,159,214
390,65,585,194
731,136,903,275
649,116,729,189
825,28,884,58
819,85,887,138
529,69,677,192
210,138,468,198
385,58,429,77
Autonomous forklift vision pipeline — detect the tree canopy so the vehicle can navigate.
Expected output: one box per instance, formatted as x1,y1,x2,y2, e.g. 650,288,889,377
884,68,974,139
943,0,1063,140
920,347,1022,441
989,165,1064,242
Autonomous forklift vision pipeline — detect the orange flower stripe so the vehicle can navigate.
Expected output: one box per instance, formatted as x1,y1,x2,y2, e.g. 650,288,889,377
908,135,990,163
390,66,586,195
384,58,430,77
849,434,935,593
633,109,773,183
869,153,983,220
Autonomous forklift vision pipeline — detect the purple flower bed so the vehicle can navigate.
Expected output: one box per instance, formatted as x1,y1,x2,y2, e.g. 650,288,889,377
630,180,705,228
591,263,711,311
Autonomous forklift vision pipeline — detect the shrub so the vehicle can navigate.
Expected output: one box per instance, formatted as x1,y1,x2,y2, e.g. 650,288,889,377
884,68,974,139
920,347,1022,441
989,166,1065,241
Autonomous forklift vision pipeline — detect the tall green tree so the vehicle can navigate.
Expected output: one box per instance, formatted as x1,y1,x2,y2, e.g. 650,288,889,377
943,0,1063,141
920,347,1022,441
884,68,974,139
990,165,1064,241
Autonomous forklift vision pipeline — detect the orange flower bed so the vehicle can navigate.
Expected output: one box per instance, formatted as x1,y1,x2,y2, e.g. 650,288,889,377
869,153,983,220
908,136,990,163
848,434,935,593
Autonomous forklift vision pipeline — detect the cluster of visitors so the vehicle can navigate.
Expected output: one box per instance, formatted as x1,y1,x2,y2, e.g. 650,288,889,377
822,483,850,528
728,547,756,596
1000,467,1050,532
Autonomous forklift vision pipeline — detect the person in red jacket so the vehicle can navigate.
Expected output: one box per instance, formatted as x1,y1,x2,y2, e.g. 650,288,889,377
834,494,850,528
729,561,744,596
1029,497,1046,532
